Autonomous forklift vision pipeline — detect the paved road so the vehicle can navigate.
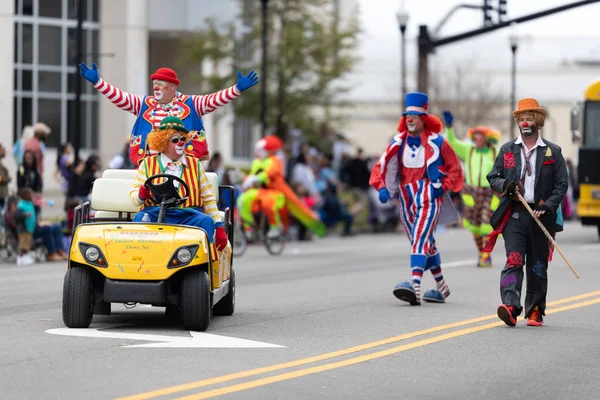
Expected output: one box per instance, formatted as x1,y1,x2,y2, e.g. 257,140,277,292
1,221,600,400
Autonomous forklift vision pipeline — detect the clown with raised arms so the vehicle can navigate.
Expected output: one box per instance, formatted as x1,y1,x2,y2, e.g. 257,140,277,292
79,62,258,166
372,92,464,305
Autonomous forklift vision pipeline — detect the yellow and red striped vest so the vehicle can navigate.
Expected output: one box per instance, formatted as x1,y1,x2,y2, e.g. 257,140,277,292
141,155,202,209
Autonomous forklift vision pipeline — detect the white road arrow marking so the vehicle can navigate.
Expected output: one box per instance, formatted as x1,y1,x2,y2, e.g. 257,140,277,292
45,323,284,348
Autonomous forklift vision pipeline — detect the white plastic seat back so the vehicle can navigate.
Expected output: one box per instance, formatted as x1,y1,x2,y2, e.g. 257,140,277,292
205,172,219,203
94,210,133,220
102,169,138,180
91,178,140,213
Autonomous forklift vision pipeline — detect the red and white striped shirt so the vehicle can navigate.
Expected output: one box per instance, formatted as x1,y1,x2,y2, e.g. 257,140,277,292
93,79,242,127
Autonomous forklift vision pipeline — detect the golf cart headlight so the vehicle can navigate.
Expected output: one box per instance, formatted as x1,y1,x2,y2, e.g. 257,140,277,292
177,248,192,263
85,247,100,262
168,245,198,268
78,243,108,267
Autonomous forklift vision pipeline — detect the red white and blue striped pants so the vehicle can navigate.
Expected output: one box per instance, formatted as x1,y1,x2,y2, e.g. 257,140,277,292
398,179,442,268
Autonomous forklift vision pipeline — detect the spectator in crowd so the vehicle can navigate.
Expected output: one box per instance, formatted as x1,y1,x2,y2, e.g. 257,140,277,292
291,152,320,200
13,125,34,166
54,142,74,197
315,155,354,237
107,140,136,170
340,147,371,232
14,188,68,262
68,154,101,203
23,122,51,182
207,151,225,184
331,132,353,175
17,150,43,217
62,197,82,251
6,195,35,266
0,143,11,209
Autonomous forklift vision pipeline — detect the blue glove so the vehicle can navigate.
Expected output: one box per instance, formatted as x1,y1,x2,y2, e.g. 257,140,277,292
433,187,444,199
442,110,453,127
79,62,99,84
378,188,391,204
236,70,258,92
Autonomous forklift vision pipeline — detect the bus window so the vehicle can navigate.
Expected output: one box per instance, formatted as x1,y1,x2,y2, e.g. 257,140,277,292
584,102,600,148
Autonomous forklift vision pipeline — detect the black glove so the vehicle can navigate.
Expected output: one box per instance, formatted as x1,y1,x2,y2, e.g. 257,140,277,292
503,180,520,197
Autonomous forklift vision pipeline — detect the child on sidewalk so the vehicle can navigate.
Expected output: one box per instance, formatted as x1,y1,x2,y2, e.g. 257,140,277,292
13,192,36,265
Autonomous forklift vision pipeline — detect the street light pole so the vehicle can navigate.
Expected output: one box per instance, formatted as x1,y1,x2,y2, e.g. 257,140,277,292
260,0,269,138
397,7,409,111
509,31,519,138
73,0,84,163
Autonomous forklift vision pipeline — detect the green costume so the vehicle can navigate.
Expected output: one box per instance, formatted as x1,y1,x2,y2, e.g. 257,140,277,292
237,158,286,231
445,126,500,267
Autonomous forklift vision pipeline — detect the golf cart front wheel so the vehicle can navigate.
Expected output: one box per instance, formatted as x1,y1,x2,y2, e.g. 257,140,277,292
180,269,211,331
62,267,94,328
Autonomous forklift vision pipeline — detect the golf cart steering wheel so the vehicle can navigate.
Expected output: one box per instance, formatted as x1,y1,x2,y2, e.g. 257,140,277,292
144,174,190,207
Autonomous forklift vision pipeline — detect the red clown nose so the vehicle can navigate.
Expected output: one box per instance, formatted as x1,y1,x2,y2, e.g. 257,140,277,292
521,122,528,127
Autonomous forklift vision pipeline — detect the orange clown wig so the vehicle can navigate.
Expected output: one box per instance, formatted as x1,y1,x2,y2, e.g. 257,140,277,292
146,116,190,154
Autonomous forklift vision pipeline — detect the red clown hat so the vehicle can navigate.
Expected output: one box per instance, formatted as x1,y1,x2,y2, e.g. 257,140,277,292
263,135,283,151
150,67,180,86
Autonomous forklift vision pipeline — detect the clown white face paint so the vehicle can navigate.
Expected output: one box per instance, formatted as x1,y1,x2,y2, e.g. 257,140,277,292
518,113,538,137
406,114,424,134
152,80,177,104
254,139,268,159
153,80,165,100
167,134,186,158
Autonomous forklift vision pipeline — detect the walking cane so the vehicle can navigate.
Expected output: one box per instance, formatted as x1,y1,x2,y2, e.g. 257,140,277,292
516,192,580,279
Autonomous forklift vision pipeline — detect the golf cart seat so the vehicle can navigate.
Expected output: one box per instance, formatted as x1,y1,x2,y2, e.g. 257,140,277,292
102,169,138,180
91,170,222,221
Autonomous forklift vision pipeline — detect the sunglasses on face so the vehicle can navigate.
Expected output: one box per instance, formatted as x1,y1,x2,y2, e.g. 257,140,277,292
170,136,186,144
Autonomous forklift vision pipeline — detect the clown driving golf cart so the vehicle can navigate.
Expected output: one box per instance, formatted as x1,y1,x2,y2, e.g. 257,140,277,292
62,117,235,332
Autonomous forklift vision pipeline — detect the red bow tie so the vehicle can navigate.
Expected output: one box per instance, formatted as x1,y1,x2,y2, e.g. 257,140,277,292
167,161,182,169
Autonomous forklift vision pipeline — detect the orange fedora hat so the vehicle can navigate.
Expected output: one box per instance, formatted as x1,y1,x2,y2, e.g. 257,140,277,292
512,98,547,118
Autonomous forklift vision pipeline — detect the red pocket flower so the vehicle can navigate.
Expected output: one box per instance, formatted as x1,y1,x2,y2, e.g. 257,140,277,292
503,152,517,169
543,159,555,165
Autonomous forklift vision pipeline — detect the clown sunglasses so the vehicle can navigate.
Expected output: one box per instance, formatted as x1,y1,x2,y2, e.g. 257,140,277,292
170,135,187,144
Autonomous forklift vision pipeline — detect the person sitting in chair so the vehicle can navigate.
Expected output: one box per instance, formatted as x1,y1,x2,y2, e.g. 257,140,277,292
129,116,228,253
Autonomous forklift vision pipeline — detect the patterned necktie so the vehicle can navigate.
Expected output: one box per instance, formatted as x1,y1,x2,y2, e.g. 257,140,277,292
407,135,421,149
520,146,534,194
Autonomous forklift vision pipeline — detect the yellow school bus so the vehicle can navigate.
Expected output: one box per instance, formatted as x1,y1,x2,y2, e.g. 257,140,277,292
572,80,600,239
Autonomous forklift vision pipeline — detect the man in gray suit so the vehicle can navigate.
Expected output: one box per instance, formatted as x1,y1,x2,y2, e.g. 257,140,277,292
484,98,568,328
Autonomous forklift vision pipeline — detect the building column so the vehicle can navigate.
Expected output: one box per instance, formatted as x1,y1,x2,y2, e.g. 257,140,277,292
98,0,148,166
0,2,16,187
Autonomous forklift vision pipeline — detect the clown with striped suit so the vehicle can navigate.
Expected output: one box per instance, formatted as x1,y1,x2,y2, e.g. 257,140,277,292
79,62,258,166
129,117,228,258
374,93,464,305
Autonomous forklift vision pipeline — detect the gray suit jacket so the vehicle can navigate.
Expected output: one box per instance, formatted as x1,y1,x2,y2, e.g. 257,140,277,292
486,137,568,234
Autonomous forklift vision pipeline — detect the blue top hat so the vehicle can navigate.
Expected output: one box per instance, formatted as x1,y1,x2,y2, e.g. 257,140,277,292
403,92,429,116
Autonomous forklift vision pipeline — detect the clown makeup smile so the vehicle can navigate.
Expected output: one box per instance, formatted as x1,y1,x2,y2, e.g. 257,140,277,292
171,135,186,155
153,80,165,100
406,114,421,133
518,114,537,137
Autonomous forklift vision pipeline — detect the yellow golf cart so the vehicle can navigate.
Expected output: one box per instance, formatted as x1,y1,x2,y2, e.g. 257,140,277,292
61,169,235,331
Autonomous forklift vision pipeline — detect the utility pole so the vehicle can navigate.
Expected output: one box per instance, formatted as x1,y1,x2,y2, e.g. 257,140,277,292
417,0,600,94
260,0,269,138
72,0,84,163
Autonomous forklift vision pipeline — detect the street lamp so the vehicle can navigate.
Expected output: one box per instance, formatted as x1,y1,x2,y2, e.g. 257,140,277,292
509,28,519,137
397,5,409,111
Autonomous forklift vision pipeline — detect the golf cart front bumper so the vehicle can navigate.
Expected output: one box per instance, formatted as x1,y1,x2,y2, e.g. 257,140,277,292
103,279,167,304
